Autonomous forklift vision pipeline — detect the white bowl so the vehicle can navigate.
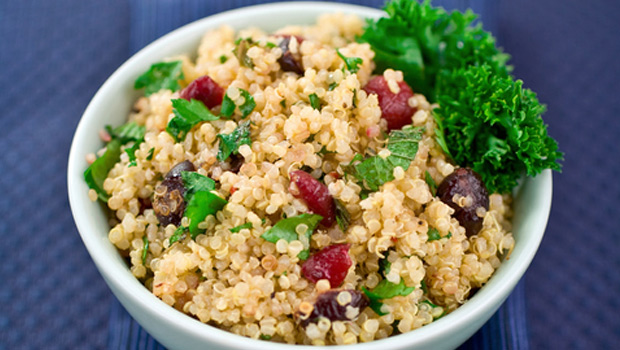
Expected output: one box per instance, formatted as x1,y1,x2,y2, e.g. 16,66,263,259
67,2,552,349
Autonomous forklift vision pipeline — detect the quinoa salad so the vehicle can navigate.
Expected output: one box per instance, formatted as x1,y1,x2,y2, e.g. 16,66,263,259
84,1,562,345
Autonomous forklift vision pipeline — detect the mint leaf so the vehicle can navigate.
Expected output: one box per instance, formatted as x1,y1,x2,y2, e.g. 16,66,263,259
134,61,184,96
219,55,228,64
230,222,252,233
220,94,235,118
142,236,149,265
106,122,145,143
84,139,121,202
146,147,155,161
167,98,219,142
427,228,441,241
336,49,363,73
217,120,251,162
185,191,227,238
260,213,322,260
220,89,256,119
309,93,321,110
362,278,415,315
125,141,141,167
181,171,216,200
425,171,437,196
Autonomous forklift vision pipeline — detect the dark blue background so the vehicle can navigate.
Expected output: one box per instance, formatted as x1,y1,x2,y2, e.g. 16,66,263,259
1,1,618,349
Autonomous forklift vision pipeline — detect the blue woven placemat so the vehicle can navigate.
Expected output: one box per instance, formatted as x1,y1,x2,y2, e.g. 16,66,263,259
2,0,620,349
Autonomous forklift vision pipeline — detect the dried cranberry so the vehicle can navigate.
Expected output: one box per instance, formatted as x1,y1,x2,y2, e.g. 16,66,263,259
153,161,195,226
180,75,224,109
363,76,416,131
436,167,489,236
298,290,369,326
289,170,336,227
302,244,352,287
277,35,304,75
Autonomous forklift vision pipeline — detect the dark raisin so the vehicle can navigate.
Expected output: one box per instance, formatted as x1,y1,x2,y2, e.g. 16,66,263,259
227,153,244,174
302,244,351,287
363,76,417,131
298,290,369,326
436,167,489,236
277,35,304,75
289,170,336,227
180,75,224,109
153,161,195,226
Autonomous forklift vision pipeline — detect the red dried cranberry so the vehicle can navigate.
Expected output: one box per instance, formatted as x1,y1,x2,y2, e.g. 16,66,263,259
302,244,352,287
289,170,336,226
436,167,489,236
180,75,224,109
277,35,304,75
363,76,416,131
298,290,369,326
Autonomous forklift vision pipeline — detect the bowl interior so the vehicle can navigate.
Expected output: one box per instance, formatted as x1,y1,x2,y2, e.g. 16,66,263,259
67,2,552,349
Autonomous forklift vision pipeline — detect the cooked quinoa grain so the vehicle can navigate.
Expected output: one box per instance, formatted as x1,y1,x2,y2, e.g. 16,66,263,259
88,13,515,345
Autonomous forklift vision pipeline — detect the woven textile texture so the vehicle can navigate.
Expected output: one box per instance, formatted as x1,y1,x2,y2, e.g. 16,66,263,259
0,0,618,349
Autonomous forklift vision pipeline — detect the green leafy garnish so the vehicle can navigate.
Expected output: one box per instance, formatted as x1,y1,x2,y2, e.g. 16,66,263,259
260,213,322,260
219,55,228,64
425,171,437,196
265,42,277,49
230,222,252,233
336,49,363,73
220,89,256,119
146,147,155,161
378,254,391,277
106,122,145,143
435,65,562,193
181,171,216,199
217,120,252,162
421,280,428,294
169,226,186,245
259,334,272,340
328,82,338,91
125,142,141,167
308,93,321,110
134,61,184,96
352,126,423,191
362,278,415,316
142,236,149,265
167,98,219,142
184,191,227,238
360,0,562,193
84,139,121,202
280,99,286,108
427,228,452,241
334,199,351,232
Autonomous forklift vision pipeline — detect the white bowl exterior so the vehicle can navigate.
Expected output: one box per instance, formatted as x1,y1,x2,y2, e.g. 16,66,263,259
67,2,552,350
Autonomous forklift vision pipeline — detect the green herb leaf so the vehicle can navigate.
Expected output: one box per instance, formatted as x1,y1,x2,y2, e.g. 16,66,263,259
279,99,286,108
167,98,219,142
425,171,437,196
169,226,186,245
328,82,338,91
142,236,149,265
146,147,155,161
181,171,216,200
220,89,256,119
217,120,251,162
265,41,277,48
308,93,321,110
260,213,322,260
353,126,424,191
427,228,441,241
334,199,351,232
219,55,228,64
233,38,255,68
230,222,252,233
378,254,391,277
84,139,122,202
259,334,272,340
184,191,227,238
362,278,415,316
134,61,184,96
106,122,145,143
421,280,428,294
435,64,563,193
336,49,363,73
125,141,141,167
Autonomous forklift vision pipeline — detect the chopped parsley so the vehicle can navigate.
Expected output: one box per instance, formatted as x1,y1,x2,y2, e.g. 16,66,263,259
125,142,141,167
425,171,437,196
166,98,219,142
280,99,286,108
141,236,149,265
220,89,256,119
233,38,255,68
134,60,184,96
84,138,121,202
362,278,415,316
105,122,145,143
217,120,252,162
230,222,252,233
427,228,452,241
336,49,363,73
146,147,155,161
219,55,228,64
169,226,186,245
328,82,338,91
334,199,351,232
349,126,423,191
308,93,321,110
260,213,322,260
